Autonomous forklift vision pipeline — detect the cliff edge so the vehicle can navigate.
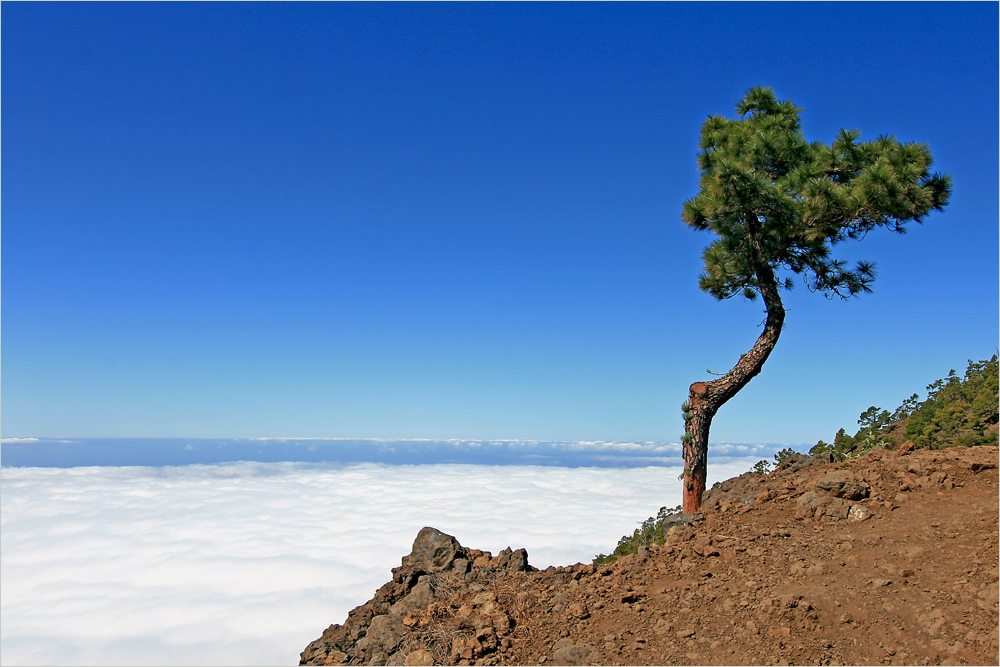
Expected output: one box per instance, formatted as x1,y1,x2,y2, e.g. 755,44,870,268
301,445,998,666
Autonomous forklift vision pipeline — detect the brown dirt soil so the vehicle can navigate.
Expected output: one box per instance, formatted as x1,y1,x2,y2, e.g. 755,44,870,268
301,445,999,666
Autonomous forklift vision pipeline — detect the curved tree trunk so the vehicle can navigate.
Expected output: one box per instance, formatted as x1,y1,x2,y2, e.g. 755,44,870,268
682,226,786,513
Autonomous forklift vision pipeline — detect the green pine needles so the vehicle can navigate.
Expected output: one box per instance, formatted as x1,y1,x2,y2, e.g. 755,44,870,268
682,86,951,302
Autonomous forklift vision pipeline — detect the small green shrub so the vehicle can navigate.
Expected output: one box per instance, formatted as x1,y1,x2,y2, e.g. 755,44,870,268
774,447,800,464
593,504,683,565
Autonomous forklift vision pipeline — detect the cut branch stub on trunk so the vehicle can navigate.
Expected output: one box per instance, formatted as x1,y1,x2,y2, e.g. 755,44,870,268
682,242,785,513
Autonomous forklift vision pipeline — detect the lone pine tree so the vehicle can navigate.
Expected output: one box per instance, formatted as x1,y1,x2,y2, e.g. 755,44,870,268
679,87,951,512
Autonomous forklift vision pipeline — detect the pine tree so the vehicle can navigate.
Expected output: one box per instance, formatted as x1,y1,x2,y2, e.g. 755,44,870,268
679,87,951,512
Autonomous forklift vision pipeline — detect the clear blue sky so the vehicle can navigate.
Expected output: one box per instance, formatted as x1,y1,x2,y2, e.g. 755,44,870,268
3,2,997,444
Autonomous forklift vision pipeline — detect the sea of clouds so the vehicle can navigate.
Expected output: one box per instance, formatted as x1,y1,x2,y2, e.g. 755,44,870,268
1,447,776,666
0,437,778,468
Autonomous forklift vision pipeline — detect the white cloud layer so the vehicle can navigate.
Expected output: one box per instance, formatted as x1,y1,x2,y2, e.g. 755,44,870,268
1,437,786,468
1,458,763,666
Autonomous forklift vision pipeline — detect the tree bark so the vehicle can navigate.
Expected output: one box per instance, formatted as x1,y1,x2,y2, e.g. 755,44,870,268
682,225,786,513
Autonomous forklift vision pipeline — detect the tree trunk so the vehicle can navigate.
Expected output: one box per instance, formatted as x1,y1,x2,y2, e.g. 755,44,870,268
681,227,786,513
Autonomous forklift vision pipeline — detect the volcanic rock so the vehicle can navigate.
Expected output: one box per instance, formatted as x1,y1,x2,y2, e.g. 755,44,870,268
300,445,999,666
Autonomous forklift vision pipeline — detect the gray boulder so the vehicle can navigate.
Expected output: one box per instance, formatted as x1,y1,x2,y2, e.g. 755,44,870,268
356,614,405,662
815,471,870,500
401,527,466,575
552,638,595,665
491,546,530,573
388,578,435,617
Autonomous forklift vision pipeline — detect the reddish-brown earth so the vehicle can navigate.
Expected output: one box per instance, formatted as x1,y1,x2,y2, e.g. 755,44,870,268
300,445,999,666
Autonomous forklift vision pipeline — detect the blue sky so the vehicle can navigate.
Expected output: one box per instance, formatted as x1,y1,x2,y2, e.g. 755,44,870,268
3,2,997,444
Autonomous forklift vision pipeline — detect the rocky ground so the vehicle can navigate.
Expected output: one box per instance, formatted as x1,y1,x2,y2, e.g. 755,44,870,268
300,445,999,666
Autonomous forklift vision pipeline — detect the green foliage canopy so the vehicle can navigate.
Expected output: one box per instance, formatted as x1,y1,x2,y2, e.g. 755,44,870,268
904,356,999,449
811,355,999,459
682,86,951,301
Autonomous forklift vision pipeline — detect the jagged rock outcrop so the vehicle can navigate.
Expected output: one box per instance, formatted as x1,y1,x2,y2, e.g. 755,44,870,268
300,527,533,666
